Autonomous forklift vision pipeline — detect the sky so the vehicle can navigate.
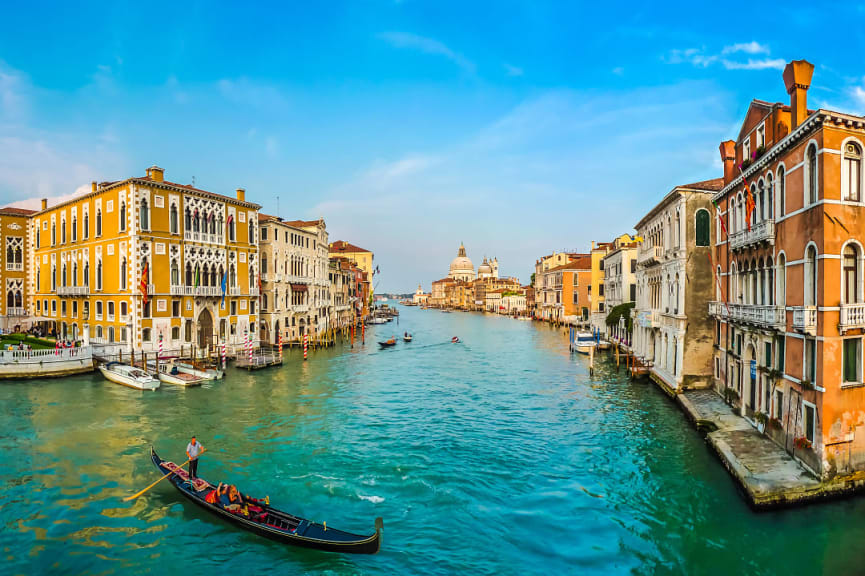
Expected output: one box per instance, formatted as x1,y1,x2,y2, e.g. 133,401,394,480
2,1,865,292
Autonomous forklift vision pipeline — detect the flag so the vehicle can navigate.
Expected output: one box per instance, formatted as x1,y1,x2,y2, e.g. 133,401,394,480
712,199,729,238
194,266,200,289
257,271,262,293
140,262,149,305
221,271,228,307
739,164,755,231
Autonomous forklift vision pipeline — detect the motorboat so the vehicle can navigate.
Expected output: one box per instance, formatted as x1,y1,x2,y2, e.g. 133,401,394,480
596,339,611,351
403,334,413,342
175,360,224,380
157,360,205,387
570,331,597,355
98,362,160,391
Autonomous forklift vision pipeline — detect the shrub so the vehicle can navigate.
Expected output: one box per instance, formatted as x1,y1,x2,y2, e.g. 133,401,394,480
793,436,812,451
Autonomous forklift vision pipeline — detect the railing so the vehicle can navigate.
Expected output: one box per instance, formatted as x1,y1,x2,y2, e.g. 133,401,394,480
183,231,224,245
792,306,817,335
709,301,785,328
637,246,664,266
170,285,222,297
5,262,23,271
841,303,865,330
0,347,92,364
249,288,260,297
57,285,90,296
730,219,775,251
229,287,241,296
6,307,25,317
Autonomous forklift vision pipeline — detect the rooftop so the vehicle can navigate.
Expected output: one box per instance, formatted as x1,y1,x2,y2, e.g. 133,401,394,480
0,206,37,217
330,240,372,254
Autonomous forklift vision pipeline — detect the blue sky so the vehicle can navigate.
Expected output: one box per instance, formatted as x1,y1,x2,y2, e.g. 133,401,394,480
2,1,865,292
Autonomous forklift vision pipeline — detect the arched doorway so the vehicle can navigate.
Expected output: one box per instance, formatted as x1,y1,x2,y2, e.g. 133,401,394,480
197,308,214,350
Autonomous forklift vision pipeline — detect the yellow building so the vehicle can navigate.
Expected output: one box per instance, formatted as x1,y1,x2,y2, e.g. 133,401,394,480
31,166,261,353
328,240,373,276
589,233,638,333
0,206,36,330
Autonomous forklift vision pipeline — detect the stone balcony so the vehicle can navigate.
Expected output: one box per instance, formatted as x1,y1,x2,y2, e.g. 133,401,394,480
6,307,25,317
184,231,225,245
637,246,664,267
840,303,865,332
730,219,775,251
709,301,785,329
57,285,90,296
5,262,23,272
792,306,817,336
170,285,222,297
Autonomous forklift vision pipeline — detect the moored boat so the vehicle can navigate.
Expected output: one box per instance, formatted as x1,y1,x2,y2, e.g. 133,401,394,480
596,339,611,351
570,331,596,355
149,447,382,554
175,360,224,380
98,362,160,391
157,361,205,387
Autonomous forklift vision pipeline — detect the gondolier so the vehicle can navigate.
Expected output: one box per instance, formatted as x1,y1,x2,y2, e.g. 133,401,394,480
186,436,204,479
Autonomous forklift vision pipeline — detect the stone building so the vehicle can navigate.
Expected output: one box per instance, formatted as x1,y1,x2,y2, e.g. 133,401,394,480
601,236,639,342
0,207,36,332
633,178,722,392
710,59,865,478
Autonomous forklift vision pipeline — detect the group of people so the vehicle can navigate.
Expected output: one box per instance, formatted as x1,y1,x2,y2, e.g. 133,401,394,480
185,436,266,518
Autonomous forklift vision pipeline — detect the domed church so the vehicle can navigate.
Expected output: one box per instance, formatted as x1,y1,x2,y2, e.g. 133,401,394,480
447,243,498,282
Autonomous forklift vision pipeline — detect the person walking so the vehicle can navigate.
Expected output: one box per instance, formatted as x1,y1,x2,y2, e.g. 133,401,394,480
186,436,204,480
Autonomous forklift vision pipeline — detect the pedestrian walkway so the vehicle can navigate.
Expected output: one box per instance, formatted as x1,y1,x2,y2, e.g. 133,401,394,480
678,389,823,508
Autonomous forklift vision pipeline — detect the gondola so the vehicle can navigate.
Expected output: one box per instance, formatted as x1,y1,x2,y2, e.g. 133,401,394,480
378,339,397,348
150,447,382,554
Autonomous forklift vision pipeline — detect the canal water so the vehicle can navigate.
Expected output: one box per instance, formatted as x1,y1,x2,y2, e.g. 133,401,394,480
1,307,863,575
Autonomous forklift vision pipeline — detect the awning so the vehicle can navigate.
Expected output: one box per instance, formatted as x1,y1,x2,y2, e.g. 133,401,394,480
291,283,308,292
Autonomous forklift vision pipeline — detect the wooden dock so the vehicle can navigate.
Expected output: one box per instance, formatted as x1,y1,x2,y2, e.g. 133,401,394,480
235,351,283,370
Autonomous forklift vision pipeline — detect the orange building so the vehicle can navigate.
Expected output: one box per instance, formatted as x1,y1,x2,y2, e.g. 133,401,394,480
710,60,865,477
557,256,592,324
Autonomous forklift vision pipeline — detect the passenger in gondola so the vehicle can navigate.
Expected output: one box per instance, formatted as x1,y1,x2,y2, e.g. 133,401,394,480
205,482,226,504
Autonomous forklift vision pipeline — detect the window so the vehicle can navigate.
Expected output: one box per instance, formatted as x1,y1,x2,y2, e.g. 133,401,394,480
806,144,818,205
743,138,751,162
72,217,77,242
96,300,103,319
805,338,817,384
61,300,67,316
844,338,862,384
805,245,818,306
120,258,127,290
843,142,862,202
756,124,765,148
140,198,150,230
72,301,78,318
764,342,772,369
695,209,710,247
171,259,180,286
777,336,785,371
804,403,815,444
119,201,127,231
51,222,56,245
142,328,151,342
599,284,604,296
261,227,268,240
775,390,783,420
170,204,179,234
844,244,861,304
83,212,89,239
630,283,636,302
172,300,180,317
61,219,66,243
230,301,237,315
96,210,102,236
172,326,181,340
107,301,115,320
120,301,128,318
630,260,636,273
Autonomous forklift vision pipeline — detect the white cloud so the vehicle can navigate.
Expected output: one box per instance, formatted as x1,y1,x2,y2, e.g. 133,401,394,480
852,84,865,109
379,32,475,74
722,41,770,55
504,63,524,77
722,58,785,71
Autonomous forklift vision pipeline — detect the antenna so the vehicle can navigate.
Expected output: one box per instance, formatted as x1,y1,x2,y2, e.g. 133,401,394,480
277,196,280,219
192,176,196,187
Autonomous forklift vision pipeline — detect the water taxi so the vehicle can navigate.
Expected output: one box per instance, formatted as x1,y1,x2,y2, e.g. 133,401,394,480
98,362,160,391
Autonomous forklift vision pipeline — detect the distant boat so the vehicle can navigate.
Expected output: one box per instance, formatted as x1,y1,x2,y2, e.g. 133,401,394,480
99,362,160,391
378,338,397,348
451,336,460,344
570,332,596,355
403,334,413,342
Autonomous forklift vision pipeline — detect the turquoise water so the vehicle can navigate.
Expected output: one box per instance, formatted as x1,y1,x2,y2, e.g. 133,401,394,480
2,306,865,575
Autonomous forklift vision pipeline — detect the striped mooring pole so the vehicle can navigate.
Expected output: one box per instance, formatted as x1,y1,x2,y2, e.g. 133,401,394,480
303,333,308,361
278,331,283,362
221,339,227,371
158,332,163,359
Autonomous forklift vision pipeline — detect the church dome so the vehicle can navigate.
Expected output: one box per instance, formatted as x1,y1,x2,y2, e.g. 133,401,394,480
449,243,474,278
477,257,492,276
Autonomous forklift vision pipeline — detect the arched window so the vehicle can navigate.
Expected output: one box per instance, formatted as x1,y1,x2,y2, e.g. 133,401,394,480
262,256,268,274
695,209,710,247
778,167,786,216
140,198,150,230
72,216,77,241
36,268,40,289
119,201,126,231
185,262,193,286
805,245,818,306
193,210,200,233
170,204,179,234
758,258,766,305
6,245,13,263
120,257,127,290
97,260,103,290
843,142,862,202
729,198,736,234
844,244,860,304
230,263,236,287
171,259,179,285
15,291,22,307
72,262,78,286
61,219,66,243
83,211,89,239
185,207,192,231
263,293,268,311
96,210,102,236
84,263,89,286
51,222,56,245
674,210,681,248
806,144,818,205
6,291,13,308
758,180,765,222
766,173,774,219
36,227,40,247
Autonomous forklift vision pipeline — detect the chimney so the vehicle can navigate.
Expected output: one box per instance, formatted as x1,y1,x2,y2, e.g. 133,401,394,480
146,165,165,182
783,60,815,131
236,188,246,202
719,140,736,184
41,198,47,211
91,181,97,193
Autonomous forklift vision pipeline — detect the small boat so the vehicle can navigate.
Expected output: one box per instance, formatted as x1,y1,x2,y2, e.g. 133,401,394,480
403,334,413,342
175,360,224,380
368,317,387,325
150,447,382,554
596,339,611,351
451,336,460,344
378,338,397,348
98,362,160,391
570,331,596,355
157,361,205,387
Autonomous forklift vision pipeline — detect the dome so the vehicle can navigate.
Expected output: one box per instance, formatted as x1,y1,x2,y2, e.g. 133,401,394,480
448,243,474,279
477,257,492,276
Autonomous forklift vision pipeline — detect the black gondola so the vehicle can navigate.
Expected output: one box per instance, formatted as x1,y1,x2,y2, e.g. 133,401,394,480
378,339,397,348
150,447,382,554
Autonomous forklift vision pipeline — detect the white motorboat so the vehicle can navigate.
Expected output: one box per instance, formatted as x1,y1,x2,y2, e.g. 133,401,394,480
570,331,597,355
596,339,611,351
155,360,205,387
368,317,388,325
98,362,160,391
175,360,224,380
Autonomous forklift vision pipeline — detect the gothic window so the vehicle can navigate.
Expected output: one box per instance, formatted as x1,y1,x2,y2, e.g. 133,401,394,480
171,259,179,285
120,257,127,290
72,217,78,241
695,209,710,247
97,260,103,290
806,144,818,205
119,201,127,231
96,210,102,236
843,142,862,202
805,245,818,306
844,244,861,304
170,204,179,234
84,263,90,286
140,198,150,230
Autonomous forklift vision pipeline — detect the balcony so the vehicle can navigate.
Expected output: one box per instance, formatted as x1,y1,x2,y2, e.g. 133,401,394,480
637,246,664,267
249,288,260,297
709,301,785,329
730,219,775,251
5,262,23,272
792,306,817,335
57,285,90,296
170,285,222,297
183,231,224,245
635,309,660,328
840,303,865,332
6,307,25,317
229,287,241,296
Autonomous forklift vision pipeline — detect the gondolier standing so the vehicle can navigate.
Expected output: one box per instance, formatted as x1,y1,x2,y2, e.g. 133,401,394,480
186,436,204,479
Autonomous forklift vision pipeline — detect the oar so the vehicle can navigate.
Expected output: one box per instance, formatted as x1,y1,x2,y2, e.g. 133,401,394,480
123,449,207,502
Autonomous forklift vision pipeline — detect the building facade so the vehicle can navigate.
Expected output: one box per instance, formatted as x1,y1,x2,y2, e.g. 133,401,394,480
710,59,865,477
31,166,260,354
601,236,639,341
633,179,722,391
0,207,35,331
